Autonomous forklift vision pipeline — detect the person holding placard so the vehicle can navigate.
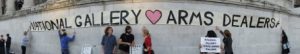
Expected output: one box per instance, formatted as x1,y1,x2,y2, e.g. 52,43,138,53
199,30,221,54
101,26,117,54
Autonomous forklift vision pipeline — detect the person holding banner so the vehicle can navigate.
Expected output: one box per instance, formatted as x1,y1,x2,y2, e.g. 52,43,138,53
199,30,221,54
118,26,135,54
58,29,76,54
101,26,117,54
21,29,31,54
142,26,154,54
281,30,290,54
216,27,233,54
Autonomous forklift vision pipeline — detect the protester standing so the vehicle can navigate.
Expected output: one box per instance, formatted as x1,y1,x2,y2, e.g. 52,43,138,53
101,26,117,54
216,27,233,54
281,30,290,54
118,26,135,54
199,30,220,54
6,34,11,54
0,35,5,54
142,27,154,54
21,31,30,54
58,29,76,54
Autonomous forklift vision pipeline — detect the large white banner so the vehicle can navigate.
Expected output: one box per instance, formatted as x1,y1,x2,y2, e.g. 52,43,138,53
27,3,282,31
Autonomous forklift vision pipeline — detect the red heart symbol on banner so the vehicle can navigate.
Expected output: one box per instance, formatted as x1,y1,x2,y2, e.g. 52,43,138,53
145,10,162,24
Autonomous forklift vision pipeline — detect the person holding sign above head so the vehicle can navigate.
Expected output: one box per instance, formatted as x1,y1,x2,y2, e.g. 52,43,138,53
58,29,76,54
118,26,135,54
101,26,117,54
142,26,154,54
216,27,233,54
199,30,221,54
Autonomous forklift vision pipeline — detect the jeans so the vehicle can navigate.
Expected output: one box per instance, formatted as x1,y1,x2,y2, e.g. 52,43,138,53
6,47,10,54
21,46,26,54
62,49,69,54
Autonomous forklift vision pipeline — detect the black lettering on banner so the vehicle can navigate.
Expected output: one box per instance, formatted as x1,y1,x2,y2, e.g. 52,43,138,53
132,9,141,24
34,22,38,30
55,19,60,29
38,22,43,30
85,14,92,27
275,20,280,28
44,21,52,30
41,21,46,30
232,14,240,27
101,12,109,26
29,10,283,31
264,18,270,28
30,22,36,30
223,14,231,27
75,15,82,27
110,11,120,25
59,18,65,28
167,10,177,24
189,12,202,25
178,10,188,25
65,18,72,28
50,20,58,30
92,13,100,26
42,21,47,30
120,10,129,24
204,11,214,26
270,18,275,28
249,16,256,28
257,17,265,28
240,16,248,27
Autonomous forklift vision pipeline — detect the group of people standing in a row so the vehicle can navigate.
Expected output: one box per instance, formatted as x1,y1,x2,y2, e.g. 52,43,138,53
0,29,31,54
0,26,290,54
199,27,290,54
199,27,234,54
100,26,154,54
0,34,11,54
57,25,154,54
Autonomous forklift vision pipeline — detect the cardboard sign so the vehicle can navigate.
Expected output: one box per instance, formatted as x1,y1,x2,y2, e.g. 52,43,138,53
130,44,143,54
200,37,221,53
81,46,92,54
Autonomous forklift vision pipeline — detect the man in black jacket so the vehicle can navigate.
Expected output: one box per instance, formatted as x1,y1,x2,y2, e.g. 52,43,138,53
6,34,11,54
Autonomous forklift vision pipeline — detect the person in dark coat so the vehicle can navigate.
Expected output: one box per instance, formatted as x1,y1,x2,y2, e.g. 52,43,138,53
101,26,117,54
6,34,11,54
200,30,220,54
281,30,290,54
0,35,5,54
220,30,233,54
118,26,135,54
216,27,233,54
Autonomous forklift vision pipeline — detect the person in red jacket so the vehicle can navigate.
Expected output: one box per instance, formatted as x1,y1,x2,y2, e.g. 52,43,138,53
142,26,154,54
